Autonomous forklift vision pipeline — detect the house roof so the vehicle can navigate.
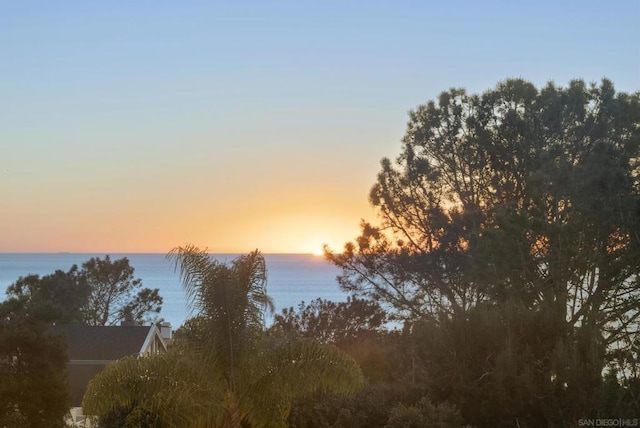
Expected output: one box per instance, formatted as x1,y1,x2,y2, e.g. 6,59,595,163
51,325,168,407
52,325,161,361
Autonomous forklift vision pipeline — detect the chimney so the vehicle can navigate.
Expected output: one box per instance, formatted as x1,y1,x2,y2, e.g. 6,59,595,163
160,322,172,342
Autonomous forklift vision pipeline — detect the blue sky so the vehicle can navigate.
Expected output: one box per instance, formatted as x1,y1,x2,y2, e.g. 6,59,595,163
1,1,638,253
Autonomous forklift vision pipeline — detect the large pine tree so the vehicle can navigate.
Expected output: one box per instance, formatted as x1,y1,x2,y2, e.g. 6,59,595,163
329,79,640,424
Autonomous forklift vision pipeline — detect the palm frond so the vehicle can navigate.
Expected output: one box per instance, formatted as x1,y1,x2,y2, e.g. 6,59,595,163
167,244,215,315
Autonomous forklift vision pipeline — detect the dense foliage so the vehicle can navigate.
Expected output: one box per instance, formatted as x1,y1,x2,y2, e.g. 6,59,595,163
0,296,70,426
274,295,466,427
273,297,388,345
328,79,640,425
83,246,363,428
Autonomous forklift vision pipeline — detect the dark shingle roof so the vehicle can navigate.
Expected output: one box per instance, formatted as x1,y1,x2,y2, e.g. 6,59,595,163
52,325,152,361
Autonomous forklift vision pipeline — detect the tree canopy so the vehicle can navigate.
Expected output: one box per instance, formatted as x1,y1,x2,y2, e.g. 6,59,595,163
5,266,89,325
5,255,162,326
328,78,640,424
273,297,388,345
81,255,162,326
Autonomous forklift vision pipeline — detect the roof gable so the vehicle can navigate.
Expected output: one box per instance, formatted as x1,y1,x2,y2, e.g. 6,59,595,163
52,325,164,361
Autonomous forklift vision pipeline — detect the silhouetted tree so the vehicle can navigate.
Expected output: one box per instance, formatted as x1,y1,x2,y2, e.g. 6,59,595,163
329,79,640,425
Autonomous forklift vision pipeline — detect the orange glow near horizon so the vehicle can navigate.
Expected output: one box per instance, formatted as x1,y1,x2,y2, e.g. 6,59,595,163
0,179,374,254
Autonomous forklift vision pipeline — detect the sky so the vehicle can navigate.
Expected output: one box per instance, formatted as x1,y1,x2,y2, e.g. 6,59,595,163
1,1,638,254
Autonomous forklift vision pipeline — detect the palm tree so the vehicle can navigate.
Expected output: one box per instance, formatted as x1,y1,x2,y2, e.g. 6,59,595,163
82,350,217,427
83,245,363,427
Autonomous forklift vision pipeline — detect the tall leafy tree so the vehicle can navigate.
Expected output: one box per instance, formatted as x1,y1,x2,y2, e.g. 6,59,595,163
83,246,363,427
328,79,640,424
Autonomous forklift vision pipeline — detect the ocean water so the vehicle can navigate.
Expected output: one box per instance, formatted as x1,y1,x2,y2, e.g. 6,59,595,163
0,253,346,329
